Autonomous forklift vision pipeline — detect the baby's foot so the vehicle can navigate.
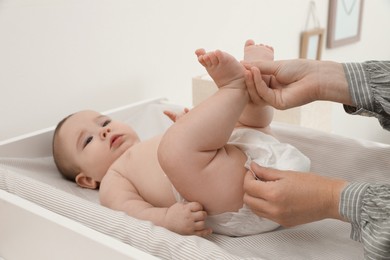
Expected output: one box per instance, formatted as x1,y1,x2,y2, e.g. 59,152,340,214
244,39,274,62
195,49,245,90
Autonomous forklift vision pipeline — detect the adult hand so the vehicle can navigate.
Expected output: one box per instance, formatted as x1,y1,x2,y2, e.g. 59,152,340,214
243,59,352,109
243,162,348,227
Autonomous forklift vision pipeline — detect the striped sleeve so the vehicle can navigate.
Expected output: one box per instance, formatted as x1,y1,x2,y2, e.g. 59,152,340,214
340,183,390,259
343,61,390,130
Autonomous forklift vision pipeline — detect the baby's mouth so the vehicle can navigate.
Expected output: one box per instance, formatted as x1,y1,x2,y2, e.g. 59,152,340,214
110,135,122,149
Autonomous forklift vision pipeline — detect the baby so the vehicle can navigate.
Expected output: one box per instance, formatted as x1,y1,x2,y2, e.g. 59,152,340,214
52,41,310,237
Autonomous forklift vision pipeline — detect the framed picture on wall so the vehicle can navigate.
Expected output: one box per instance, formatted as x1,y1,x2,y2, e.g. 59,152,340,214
300,28,325,60
327,0,364,48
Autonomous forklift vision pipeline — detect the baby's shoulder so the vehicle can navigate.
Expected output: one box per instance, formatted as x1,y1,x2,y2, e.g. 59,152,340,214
99,168,139,206
100,168,127,192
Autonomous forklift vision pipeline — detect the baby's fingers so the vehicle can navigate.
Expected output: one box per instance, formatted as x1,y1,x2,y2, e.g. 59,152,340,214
163,110,177,122
187,201,205,212
194,227,213,237
191,209,208,222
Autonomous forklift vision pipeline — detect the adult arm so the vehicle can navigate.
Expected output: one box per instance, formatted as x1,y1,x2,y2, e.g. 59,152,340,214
243,162,348,226
343,61,390,130
340,183,390,258
244,60,390,129
244,60,390,258
243,59,354,109
244,164,390,258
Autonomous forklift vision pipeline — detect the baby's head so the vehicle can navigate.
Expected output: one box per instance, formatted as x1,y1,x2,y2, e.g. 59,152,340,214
52,110,140,189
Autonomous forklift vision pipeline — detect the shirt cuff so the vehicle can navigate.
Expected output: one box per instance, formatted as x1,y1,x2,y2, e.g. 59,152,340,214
339,182,370,241
342,63,374,112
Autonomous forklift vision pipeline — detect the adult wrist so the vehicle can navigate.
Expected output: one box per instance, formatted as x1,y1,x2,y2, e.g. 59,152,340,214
318,61,353,106
327,178,349,221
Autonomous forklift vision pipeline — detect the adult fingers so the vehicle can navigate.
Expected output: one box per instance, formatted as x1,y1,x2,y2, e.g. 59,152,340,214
243,192,272,218
244,171,269,198
245,70,264,104
243,163,284,201
249,162,282,182
242,60,280,75
249,67,279,107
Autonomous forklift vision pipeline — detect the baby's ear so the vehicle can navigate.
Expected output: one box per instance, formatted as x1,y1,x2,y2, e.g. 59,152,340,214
75,173,99,189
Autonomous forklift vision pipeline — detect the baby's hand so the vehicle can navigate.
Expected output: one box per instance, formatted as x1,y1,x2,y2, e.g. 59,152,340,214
165,202,212,237
163,108,190,122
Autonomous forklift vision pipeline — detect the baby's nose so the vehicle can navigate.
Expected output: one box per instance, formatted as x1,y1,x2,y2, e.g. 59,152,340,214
101,128,111,139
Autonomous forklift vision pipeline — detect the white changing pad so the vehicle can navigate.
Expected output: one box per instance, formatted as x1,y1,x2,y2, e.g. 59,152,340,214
2,98,389,259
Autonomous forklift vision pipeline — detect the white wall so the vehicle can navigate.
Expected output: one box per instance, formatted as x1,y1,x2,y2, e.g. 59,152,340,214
320,1,390,144
1,0,390,143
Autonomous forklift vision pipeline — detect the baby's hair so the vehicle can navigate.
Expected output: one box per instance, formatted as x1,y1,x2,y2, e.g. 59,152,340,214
52,113,79,181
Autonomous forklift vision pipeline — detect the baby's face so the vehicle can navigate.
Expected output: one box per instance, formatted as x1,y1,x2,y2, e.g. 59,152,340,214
58,110,140,183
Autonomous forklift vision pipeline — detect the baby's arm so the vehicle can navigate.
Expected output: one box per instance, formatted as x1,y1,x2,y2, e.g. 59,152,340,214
100,172,211,236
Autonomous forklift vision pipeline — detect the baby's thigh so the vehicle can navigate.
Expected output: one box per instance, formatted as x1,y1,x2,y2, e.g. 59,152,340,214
176,146,247,214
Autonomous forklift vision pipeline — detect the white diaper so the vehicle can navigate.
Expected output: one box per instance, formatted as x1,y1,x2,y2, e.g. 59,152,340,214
205,204,280,236
172,128,311,237
229,128,311,172
172,186,280,236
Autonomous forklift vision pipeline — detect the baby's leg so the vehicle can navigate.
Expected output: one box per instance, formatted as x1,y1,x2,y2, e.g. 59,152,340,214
195,49,246,90
236,40,275,129
159,50,250,213
244,39,274,62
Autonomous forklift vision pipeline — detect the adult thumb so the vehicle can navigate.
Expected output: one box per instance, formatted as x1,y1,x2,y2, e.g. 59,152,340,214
249,162,281,182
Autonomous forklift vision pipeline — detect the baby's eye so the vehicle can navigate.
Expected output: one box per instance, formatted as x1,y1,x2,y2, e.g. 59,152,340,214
84,136,93,147
102,119,111,127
